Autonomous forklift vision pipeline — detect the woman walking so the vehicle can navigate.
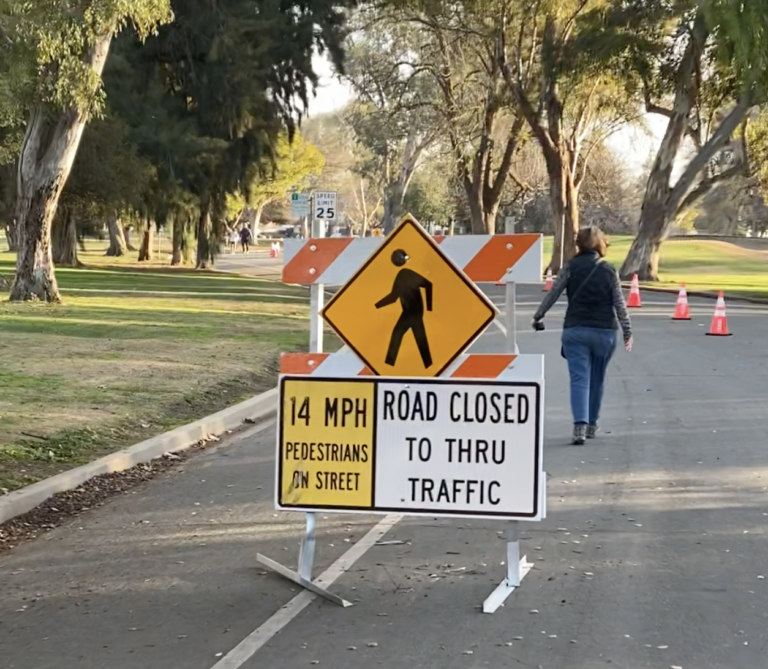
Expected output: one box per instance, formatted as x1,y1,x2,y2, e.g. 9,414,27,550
532,226,633,445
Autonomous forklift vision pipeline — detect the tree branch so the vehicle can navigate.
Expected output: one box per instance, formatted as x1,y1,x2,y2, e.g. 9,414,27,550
643,80,674,118
488,116,525,206
676,162,746,216
499,34,555,156
560,0,590,45
669,95,752,216
507,168,534,193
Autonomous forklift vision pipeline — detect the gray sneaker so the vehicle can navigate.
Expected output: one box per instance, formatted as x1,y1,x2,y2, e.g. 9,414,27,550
572,424,587,445
586,424,599,439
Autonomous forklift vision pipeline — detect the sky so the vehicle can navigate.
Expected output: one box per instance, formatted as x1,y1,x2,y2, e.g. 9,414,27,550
306,54,665,176
306,53,353,116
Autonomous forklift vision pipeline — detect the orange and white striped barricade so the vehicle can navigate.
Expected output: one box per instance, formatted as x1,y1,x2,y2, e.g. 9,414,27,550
282,232,543,286
258,214,545,614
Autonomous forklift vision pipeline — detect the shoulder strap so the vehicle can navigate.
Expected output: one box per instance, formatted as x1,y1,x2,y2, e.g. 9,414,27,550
569,259,605,303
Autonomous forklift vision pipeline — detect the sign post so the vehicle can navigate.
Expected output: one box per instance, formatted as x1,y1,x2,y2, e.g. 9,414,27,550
256,198,353,608
480,274,533,613
300,214,325,585
309,215,324,355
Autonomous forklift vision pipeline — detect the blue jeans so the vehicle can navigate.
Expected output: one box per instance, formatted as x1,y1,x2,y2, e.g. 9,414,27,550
561,327,616,425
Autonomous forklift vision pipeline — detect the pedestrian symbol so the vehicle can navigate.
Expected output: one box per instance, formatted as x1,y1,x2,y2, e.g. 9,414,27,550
321,215,498,377
376,249,433,368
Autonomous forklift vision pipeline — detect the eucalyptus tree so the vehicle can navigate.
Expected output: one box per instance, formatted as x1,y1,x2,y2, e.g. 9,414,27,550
3,0,172,301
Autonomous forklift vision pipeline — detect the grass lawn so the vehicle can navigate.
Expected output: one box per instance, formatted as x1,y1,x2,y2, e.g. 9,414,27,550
0,240,320,494
543,235,768,299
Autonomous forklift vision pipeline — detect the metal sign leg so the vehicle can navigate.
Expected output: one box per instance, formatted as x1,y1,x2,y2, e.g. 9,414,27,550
256,553,352,608
310,284,324,353
257,218,351,607
505,280,519,355
482,521,533,614
481,280,539,612
298,512,316,581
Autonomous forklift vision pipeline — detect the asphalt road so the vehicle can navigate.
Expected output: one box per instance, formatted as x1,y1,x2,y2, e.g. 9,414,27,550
2,286,768,669
215,252,283,280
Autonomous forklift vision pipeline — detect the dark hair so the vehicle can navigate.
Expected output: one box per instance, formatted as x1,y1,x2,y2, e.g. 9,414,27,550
576,226,609,257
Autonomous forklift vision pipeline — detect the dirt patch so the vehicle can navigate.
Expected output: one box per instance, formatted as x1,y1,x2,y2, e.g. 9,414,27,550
0,431,233,553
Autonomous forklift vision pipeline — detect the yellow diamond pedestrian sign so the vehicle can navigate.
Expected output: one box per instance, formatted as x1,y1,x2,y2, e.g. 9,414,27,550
322,215,498,377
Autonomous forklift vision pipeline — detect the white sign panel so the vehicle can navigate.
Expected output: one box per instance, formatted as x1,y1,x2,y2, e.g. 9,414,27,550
314,191,337,220
374,381,540,518
290,192,310,218
276,376,542,520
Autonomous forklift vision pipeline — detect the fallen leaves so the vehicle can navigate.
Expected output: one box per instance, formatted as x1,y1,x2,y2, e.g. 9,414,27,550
1,450,195,552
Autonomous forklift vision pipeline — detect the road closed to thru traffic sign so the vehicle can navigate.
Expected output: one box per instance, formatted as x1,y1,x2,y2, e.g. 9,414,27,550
278,376,542,520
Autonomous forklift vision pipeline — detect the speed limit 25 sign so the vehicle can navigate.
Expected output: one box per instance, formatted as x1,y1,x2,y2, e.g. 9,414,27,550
314,191,337,220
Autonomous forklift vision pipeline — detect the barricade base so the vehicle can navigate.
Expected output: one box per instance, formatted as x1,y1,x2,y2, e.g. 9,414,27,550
482,557,533,614
256,553,353,608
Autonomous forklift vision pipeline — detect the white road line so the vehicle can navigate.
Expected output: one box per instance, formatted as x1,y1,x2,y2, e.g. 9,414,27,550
210,514,402,669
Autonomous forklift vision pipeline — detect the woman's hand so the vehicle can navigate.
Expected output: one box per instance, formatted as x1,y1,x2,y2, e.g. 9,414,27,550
532,319,545,332
624,336,633,352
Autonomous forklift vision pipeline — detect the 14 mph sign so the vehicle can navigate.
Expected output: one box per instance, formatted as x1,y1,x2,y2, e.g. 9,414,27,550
277,376,542,520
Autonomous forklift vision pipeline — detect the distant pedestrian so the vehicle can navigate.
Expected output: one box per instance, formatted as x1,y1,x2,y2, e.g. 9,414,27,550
239,225,252,253
229,229,239,254
532,226,633,445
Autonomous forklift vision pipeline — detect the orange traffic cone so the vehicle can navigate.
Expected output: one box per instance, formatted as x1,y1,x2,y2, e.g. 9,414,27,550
627,274,642,308
672,284,691,320
706,291,732,336
543,268,554,292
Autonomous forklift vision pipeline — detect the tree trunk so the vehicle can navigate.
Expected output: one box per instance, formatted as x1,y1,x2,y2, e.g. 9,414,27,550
9,33,113,302
620,106,749,282
252,204,266,238
620,17,707,281
381,183,406,234
4,221,18,252
509,78,580,271
463,119,524,236
52,209,81,267
483,206,499,236
546,158,579,274
124,226,137,252
621,216,664,280
106,212,127,256
182,227,193,264
381,131,422,233
465,184,486,235
138,219,153,262
196,199,214,269
172,216,184,266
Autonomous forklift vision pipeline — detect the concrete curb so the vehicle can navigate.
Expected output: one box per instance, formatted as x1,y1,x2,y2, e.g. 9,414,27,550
0,387,279,526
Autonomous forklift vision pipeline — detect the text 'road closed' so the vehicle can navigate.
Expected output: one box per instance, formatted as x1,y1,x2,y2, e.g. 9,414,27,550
277,377,542,520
